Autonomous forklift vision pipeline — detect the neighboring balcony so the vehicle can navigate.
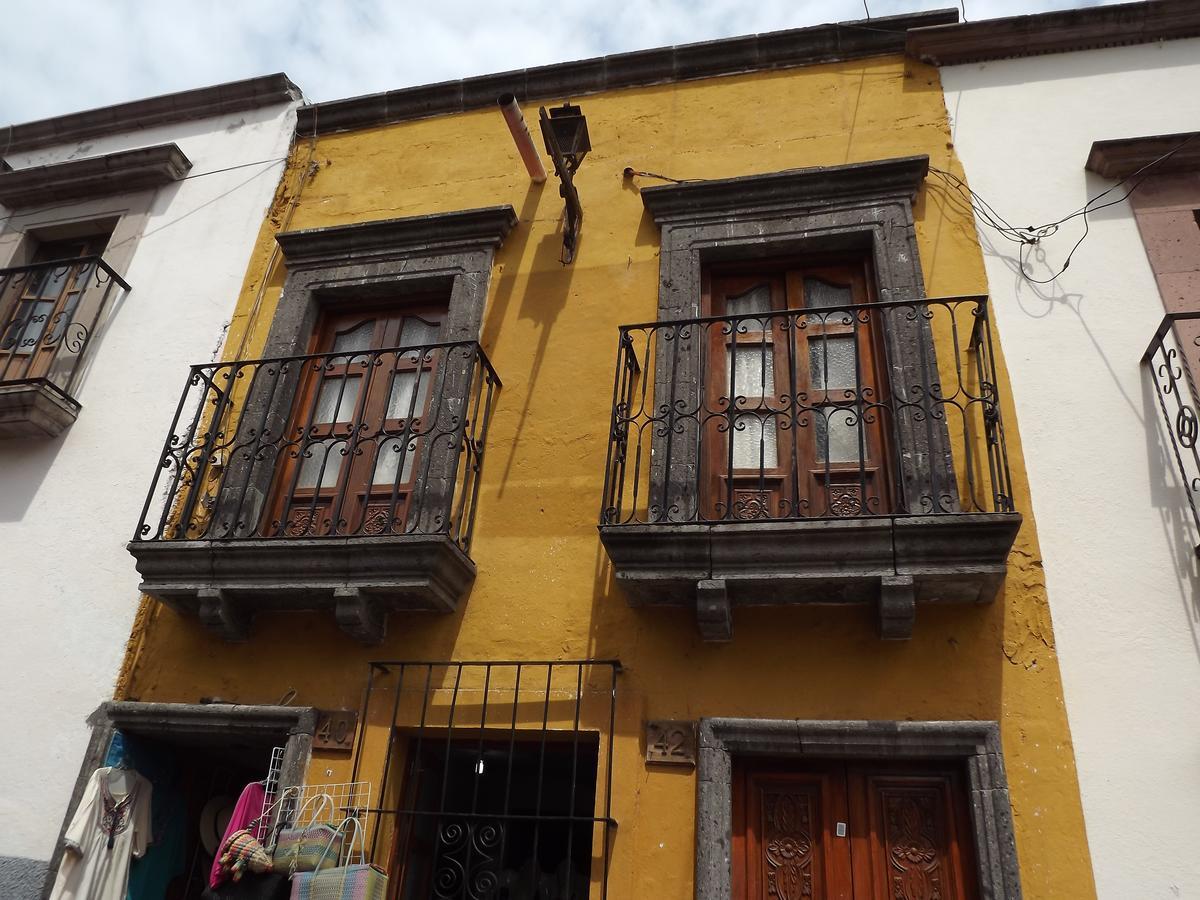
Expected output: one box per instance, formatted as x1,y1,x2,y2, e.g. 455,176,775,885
598,295,1022,640
1144,311,1200,556
129,340,500,643
0,256,129,438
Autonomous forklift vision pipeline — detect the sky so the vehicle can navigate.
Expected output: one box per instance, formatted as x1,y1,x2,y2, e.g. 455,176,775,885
1,0,1125,124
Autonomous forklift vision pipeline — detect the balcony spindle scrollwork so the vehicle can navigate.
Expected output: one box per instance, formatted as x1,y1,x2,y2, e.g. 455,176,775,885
600,295,1014,527
1144,311,1200,553
134,340,499,552
0,255,129,398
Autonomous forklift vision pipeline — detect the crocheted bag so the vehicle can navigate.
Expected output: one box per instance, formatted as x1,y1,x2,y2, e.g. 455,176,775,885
219,828,274,882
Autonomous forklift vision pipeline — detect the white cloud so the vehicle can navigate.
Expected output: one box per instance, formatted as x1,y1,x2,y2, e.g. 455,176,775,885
0,0,1128,124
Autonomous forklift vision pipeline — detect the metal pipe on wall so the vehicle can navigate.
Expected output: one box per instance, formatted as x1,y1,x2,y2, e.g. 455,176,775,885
497,93,547,183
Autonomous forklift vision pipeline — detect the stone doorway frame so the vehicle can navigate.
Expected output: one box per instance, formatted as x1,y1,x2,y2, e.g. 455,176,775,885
696,718,1021,899
41,701,316,899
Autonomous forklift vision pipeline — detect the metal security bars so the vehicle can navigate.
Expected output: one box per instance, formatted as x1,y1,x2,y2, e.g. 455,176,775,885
601,295,1014,526
0,255,129,398
134,340,499,548
351,660,620,900
1144,311,1200,552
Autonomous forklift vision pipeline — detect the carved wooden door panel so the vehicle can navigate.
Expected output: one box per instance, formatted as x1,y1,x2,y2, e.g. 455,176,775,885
735,765,853,900
846,767,977,900
734,762,975,900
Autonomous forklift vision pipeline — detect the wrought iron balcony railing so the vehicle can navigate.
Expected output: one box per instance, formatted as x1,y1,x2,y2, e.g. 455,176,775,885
134,340,499,551
600,295,1014,527
1144,311,1200,552
0,255,129,397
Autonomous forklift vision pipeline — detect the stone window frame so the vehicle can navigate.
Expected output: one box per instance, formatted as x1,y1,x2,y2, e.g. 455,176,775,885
43,702,316,899
695,718,1022,900
638,154,957,522
214,205,517,540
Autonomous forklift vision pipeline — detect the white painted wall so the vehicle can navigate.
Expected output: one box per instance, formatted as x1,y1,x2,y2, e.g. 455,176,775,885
0,98,296,887
941,39,1200,899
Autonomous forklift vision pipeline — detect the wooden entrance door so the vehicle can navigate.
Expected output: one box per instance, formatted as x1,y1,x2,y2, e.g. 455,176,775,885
733,760,977,900
703,260,893,520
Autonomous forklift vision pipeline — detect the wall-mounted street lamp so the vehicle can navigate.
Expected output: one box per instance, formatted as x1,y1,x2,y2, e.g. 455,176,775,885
539,102,590,264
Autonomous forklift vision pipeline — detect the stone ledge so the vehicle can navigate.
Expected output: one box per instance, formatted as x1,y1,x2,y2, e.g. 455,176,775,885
598,512,1021,639
1,73,300,156
295,10,958,136
127,533,475,643
0,143,192,208
0,380,80,439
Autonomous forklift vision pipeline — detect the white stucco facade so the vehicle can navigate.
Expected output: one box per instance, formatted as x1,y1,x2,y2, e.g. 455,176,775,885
940,38,1200,899
0,89,298,896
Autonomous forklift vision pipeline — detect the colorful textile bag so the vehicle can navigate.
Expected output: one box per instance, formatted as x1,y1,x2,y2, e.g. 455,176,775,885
273,793,342,875
289,817,387,900
218,828,274,882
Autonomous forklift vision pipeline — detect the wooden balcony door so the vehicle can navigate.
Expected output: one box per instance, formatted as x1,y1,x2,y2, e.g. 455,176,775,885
270,302,445,537
0,237,104,383
733,760,977,900
703,260,893,520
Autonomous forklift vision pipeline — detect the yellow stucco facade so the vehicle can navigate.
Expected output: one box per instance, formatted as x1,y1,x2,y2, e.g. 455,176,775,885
116,55,1096,898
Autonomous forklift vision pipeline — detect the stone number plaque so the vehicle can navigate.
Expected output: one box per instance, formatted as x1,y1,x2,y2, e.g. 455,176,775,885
313,709,358,751
645,719,697,766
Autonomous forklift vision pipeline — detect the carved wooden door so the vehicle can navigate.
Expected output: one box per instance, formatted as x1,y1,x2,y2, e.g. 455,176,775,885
734,761,977,900
703,260,893,522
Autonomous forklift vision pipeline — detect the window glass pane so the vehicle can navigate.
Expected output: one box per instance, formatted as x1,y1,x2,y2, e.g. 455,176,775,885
728,344,775,399
732,414,778,469
725,283,772,332
387,370,433,419
803,277,854,326
296,438,344,489
815,409,863,463
809,335,857,390
8,300,54,351
803,277,852,309
399,316,441,347
33,263,73,299
373,436,419,485
313,376,362,424
330,320,375,354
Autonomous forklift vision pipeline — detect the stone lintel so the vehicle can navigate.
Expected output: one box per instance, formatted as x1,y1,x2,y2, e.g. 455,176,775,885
639,155,930,225
0,143,192,208
275,206,519,269
1085,130,1200,180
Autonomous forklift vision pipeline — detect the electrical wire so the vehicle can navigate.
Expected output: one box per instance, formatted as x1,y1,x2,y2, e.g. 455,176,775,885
929,132,1198,285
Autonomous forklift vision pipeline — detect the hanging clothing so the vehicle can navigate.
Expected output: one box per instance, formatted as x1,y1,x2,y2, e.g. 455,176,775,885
50,767,153,900
208,781,268,888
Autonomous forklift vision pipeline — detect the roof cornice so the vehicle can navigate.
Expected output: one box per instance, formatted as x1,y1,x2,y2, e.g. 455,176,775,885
906,0,1200,66
296,9,959,138
276,205,519,268
1,73,301,155
1085,131,1200,179
0,143,192,208
640,155,930,225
